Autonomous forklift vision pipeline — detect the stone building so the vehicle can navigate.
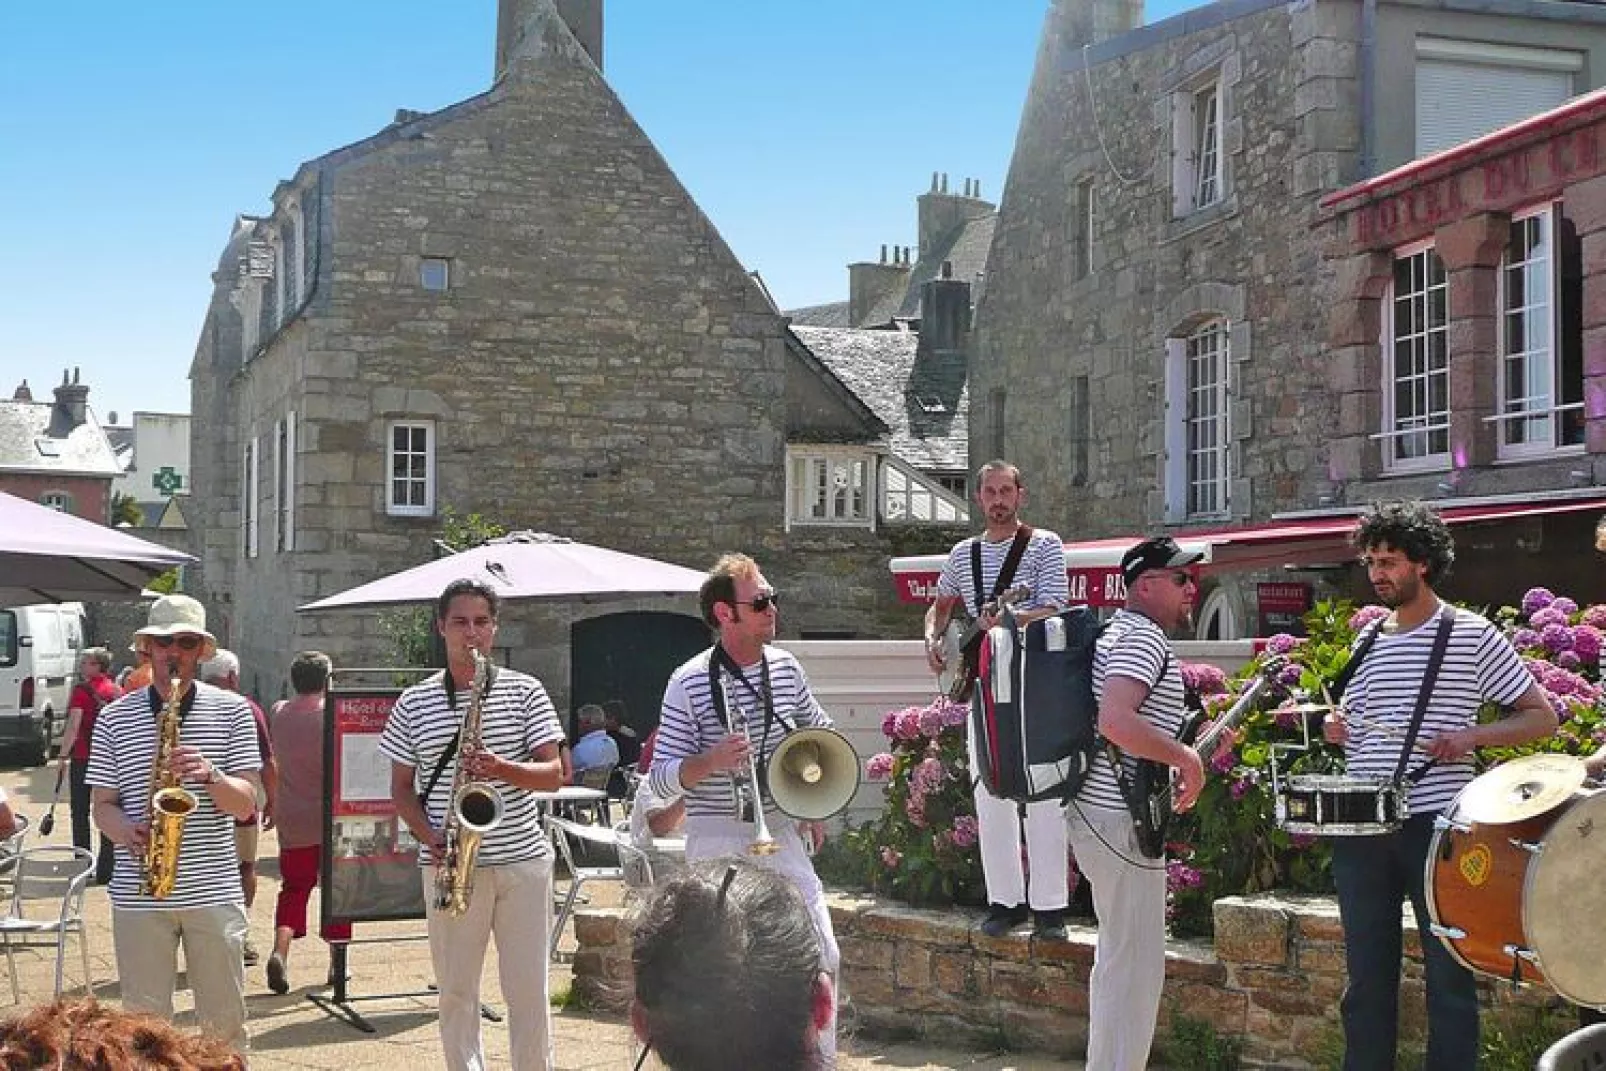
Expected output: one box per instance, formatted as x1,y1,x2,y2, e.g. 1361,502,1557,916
0,371,120,525
108,412,192,531
1322,88,1606,608
188,0,950,713
973,0,1606,636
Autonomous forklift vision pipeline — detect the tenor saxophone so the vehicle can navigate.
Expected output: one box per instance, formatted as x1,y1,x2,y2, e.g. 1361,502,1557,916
433,649,504,916
141,666,198,899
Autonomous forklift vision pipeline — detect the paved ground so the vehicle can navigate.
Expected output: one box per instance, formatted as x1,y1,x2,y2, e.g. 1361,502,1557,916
1,758,1082,1069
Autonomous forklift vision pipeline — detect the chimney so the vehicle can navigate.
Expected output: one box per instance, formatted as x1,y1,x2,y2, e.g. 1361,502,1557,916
919,262,971,354
1056,0,1144,47
496,0,603,76
917,174,996,264
848,246,913,328
52,367,90,431
11,380,31,402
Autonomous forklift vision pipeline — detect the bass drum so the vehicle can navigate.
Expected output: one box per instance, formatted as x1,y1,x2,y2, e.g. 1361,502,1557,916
1426,789,1606,1006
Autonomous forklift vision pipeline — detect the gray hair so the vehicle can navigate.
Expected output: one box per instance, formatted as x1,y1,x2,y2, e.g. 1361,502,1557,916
577,703,607,732
199,648,240,684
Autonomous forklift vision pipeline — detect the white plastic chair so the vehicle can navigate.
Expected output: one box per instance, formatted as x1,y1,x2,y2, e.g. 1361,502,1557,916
0,845,95,1003
545,815,623,959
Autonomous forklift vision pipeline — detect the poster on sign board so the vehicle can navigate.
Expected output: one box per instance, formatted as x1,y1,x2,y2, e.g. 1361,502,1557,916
1257,582,1314,637
321,688,426,926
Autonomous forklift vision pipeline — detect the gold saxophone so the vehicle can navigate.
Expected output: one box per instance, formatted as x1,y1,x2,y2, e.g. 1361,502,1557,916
141,668,198,899
433,649,504,916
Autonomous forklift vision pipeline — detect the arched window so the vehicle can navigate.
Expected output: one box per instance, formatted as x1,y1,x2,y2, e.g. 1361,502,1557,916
1195,585,1240,641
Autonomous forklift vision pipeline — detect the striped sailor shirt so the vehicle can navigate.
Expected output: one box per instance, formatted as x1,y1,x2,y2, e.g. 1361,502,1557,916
936,526,1069,617
1343,604,1533,813
85,682,262,911
378,668,564,866
648,646,832,820
1078,610,1188,813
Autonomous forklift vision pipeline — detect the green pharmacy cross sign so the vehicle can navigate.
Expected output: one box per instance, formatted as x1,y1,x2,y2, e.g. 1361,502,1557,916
152,466,184,496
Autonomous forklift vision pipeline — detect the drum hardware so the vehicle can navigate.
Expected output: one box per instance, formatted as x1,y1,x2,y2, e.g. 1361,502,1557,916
1270,696,1410,835
1433,814,1472,834
1430,924,1466,940
1509,837,1543,855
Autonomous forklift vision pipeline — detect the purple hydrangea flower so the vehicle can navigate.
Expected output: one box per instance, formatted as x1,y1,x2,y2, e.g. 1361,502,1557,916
935,698,969,728
913,757,946,793
1522,587,1557,616
905,796,928,828
881,710,901,740
1541,624,1574,654
1166,860,1205,890
1582,605,1606,631
1348,604,1390,632
918,706,944,739
1181,662,1229,696
893,710,924,742
1556,650,1583,672
1210,748,1237,775
1230,777,1252,801
1553,597,1580,618
865,752,895,781
952,815,979,849
1571,626,1602,665
1278,662,1305,688
1265,633,1300,656
1531,607,1570,632
880,847,902,869
1511,628,1542,652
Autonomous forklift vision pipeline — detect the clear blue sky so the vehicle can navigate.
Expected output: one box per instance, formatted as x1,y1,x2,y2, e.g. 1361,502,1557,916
0,1,1200,418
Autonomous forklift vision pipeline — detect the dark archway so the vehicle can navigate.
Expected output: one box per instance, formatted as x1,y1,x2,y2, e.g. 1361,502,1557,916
569,611,708,741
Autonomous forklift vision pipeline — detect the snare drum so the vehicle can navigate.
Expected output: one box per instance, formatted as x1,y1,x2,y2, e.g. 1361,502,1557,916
1426,781,1606,1006
1275,774,1409,835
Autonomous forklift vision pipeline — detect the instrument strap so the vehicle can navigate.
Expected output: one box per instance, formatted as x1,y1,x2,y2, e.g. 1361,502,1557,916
1329,618,1386,702
969,525,1034,618
1392,604,1457,784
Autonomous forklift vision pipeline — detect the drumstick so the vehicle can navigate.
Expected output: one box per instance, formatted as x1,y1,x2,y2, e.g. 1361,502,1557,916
1343,713,1431,751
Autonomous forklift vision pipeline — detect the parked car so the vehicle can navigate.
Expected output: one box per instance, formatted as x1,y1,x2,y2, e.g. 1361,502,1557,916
0,602,85,763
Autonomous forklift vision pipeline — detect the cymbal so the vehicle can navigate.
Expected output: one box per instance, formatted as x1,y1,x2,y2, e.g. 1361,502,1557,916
1456,753,1588,824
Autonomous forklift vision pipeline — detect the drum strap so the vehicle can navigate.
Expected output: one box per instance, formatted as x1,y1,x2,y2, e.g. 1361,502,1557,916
1329,620,1385,701
1392,604,1456,784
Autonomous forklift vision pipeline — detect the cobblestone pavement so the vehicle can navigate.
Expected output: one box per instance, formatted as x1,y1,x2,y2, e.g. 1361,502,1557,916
1,759,1081,1069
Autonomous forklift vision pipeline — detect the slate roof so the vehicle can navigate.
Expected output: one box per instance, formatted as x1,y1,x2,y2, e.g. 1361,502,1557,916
896,214,994,320
793,326,968,473
0,400,120,478
787,301,852,328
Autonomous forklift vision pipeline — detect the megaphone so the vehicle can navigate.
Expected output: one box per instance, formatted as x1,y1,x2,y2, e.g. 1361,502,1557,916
766,728,862,821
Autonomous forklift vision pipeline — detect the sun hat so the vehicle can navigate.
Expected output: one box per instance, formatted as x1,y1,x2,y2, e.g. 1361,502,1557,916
132,594,218,659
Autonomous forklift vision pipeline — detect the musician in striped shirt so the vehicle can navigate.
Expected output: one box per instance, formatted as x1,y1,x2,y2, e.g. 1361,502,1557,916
86,595,262,1052
1322,501,1553,1071
381,578,566,1071
647,553,840,1066
924,460,1071,939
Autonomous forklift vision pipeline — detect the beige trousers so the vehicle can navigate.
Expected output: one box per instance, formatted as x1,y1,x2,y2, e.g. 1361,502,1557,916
423,857,554,1071
112,903,249,1053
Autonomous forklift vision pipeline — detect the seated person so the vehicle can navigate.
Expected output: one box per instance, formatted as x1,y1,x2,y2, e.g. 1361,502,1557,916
570,703,619,784
631,859,833,1071
0,997,244,1070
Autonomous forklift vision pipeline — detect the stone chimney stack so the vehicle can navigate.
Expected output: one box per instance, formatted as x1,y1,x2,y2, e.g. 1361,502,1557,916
52,367,89,430
848,245,913,328
497,0,603,76
11,380,31,402
1055,0,1143,47
917,172,996,268
919,261,972,354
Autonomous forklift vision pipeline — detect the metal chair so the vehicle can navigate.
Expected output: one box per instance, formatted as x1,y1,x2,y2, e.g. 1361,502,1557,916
0,845,95,1003
1539,1023,1606,1070
545,815,624,959
612,823,655,899
0,814,31,895
565,764,616,825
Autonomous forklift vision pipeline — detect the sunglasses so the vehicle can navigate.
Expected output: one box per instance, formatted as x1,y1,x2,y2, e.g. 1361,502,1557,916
1140,570,1193,588
150,635,204,651
741,591,780,612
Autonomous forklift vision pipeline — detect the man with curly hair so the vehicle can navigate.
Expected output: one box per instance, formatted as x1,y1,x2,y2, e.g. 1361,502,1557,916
1323,499,1554,1071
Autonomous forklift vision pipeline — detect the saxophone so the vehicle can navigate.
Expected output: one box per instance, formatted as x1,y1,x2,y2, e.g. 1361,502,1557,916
433,648,504,916
141,667,198,899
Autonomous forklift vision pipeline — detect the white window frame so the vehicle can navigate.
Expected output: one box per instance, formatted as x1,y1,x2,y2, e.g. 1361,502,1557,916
1490,203,1585,459
242,437,259,559
784,446,876,531
274,412,296,552
387,420,436,518
1196,586,1241,641
1378,240,1451,473
1164,321,1232,522
420,258,451,292
39,491,71,513
1173,76,1225,218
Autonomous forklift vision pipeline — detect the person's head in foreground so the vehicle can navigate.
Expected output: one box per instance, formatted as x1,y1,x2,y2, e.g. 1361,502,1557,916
631,858,832,1071
0,997,244,1070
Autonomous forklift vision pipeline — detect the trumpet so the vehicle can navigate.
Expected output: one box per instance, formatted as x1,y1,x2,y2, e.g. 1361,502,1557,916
714,672,779,856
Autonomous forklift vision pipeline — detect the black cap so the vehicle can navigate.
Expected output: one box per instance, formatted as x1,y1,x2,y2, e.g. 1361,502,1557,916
1121,536,1205,586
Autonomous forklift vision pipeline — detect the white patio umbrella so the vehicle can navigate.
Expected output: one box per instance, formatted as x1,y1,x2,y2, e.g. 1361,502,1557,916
0,492,194,604
297,531,706,612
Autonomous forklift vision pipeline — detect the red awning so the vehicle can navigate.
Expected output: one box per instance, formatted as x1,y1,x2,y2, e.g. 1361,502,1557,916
888,495,1606,605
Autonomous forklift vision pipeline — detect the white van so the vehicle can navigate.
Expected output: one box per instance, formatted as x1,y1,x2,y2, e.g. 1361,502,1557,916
0,603,85,763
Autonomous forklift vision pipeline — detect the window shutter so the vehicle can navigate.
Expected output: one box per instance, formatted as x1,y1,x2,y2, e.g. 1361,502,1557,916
1415,60,1572,157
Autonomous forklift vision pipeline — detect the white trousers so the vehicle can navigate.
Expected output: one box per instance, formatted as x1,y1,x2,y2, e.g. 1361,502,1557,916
1065,804,1167,1071
969,732,1070,910
684,815,839,1066
423,858,554,1071
113,903,250,1053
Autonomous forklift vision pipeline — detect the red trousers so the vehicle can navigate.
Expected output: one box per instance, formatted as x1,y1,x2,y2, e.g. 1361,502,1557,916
274,845,352,942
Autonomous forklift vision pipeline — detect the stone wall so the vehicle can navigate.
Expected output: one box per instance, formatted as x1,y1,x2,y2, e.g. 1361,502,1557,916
573,892,1555,1069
